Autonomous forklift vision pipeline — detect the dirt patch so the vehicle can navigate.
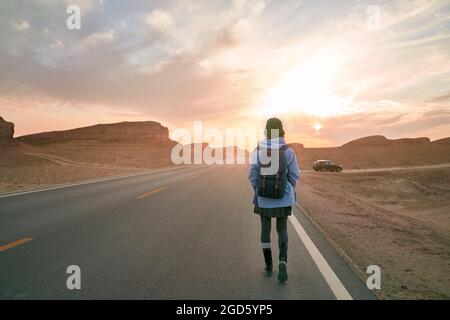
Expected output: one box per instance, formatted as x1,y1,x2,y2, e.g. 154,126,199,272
0,141,174,194
297,167,450,299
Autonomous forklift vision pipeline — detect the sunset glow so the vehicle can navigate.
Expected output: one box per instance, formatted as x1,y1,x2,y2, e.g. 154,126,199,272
257,51,349,118
314,123,322,132
0,0,449,146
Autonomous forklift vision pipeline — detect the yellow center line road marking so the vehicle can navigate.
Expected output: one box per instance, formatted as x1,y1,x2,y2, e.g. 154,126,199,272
136,187,168,199
0,238,34,252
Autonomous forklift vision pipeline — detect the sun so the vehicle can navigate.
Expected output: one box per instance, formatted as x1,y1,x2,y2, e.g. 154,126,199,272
314,122,322,132
256,51,349,118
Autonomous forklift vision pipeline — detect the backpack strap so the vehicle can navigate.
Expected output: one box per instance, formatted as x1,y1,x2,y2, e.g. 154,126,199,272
276,145,289,196
280,144,290,152
256,145,260,166
257,144,289,165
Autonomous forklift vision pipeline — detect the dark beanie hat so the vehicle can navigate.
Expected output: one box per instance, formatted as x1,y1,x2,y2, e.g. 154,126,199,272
265,118,285,138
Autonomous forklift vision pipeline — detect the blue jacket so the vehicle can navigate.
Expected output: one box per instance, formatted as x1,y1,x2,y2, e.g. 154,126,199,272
248,137,301,208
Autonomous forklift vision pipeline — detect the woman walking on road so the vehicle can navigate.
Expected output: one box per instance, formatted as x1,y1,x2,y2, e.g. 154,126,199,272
248,118,301,283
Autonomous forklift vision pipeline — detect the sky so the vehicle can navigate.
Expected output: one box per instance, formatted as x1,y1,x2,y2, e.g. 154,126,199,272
0,0,449,147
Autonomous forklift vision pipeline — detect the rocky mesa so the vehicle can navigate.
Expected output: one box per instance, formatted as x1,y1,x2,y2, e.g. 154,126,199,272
0,116,14,146
341,135,431,148
295,135,450,169
0,117,180,194
16,121,176,146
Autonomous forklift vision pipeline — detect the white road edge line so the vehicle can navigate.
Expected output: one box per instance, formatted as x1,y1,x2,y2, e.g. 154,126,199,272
0,165,192,199
289,204,353,300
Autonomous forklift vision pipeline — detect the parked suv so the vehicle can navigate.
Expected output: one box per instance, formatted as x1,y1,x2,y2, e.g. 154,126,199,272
313,160,343,172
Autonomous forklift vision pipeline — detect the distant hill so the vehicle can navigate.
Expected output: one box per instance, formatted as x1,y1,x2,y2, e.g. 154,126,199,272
0,116,14,146
0,117,183,194
432,137,450,145
342,135,431,148
2,115,450,171
295,135,450,169
16,121,176,146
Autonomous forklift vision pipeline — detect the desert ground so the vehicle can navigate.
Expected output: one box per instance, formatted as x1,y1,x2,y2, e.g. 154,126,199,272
0,141,172,194
297,166,450,299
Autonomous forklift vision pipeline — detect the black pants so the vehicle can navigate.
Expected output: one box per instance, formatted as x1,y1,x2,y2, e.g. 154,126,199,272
260,215,288,260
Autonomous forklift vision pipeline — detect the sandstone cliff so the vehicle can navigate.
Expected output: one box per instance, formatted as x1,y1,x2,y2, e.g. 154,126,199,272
292,135,450,169
16,121,176,146
341,135,431,148
0,116,14,146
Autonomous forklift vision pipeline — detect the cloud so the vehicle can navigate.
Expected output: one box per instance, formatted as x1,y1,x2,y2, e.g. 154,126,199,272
429,92,450,103
13,19,30,31
146,10,174,33
252,1,266,16
35,0,104,11
50,39,64,49
83,30,116,48
0,0,449,145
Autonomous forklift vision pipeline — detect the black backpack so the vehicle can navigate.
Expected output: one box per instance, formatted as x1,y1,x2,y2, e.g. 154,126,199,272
257,145,289,199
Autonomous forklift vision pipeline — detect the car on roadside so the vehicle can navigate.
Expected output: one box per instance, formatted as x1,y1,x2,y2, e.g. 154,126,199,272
313,160,343,172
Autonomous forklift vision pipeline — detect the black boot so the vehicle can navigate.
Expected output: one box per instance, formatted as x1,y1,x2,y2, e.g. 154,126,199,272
278,257,288,283
262,248,273,277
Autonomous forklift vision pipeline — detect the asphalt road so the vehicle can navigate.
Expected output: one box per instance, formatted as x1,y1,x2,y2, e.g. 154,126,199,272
0,165,376,299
